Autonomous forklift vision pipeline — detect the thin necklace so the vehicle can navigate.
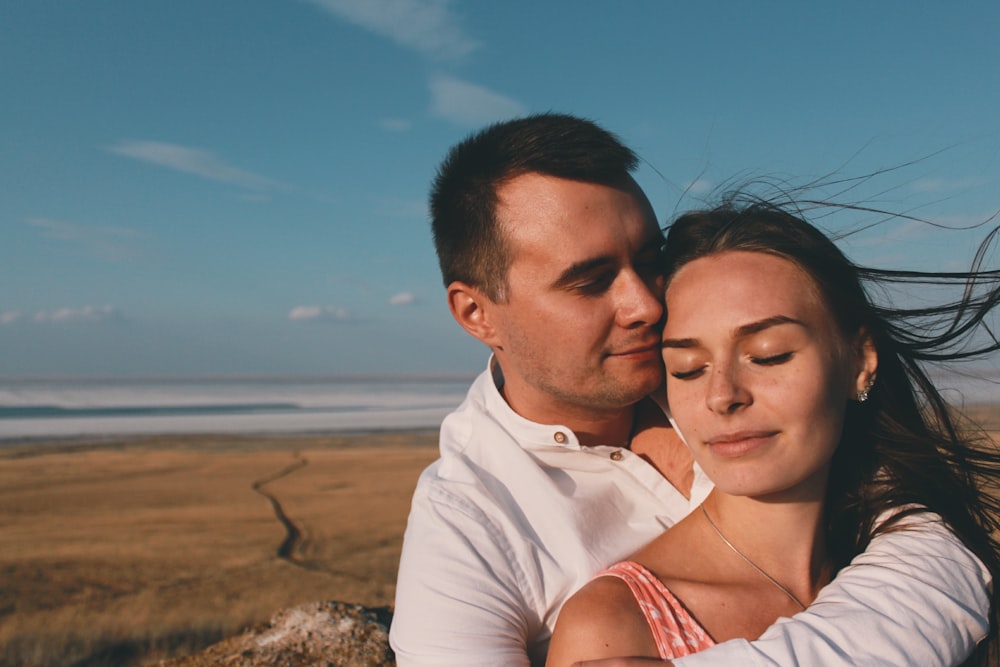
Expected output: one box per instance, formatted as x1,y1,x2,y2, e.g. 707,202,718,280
701,505,806,611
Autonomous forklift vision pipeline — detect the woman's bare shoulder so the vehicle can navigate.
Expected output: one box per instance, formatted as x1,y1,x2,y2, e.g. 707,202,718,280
546,571,660,667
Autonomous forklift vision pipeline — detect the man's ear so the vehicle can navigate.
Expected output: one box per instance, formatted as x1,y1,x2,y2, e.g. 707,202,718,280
851,327,879,399
447,281,503,348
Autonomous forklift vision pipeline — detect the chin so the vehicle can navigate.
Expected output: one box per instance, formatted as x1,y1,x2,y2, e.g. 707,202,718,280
626,378,662,403
707,470,785,498
633,366,665,393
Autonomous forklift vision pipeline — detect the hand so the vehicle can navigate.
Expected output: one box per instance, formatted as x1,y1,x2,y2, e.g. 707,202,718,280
572,660,674,667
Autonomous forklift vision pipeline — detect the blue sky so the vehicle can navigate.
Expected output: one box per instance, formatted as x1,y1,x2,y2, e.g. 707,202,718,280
2,1,999,378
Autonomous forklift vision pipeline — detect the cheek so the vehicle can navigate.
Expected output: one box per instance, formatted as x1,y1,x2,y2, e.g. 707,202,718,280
751,366,842,443
663,379,704,435
791,377,850,454
534,301,611,337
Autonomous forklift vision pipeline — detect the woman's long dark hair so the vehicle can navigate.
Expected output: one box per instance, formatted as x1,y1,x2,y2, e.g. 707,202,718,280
663,197,1000,665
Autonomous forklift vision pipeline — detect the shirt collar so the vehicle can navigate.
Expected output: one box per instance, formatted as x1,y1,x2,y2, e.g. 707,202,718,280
483,355,583,450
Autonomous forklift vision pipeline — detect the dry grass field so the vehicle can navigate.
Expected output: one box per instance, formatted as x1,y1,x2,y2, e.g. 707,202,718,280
962,403,1000,433
1,405,997,667
0,432,440,667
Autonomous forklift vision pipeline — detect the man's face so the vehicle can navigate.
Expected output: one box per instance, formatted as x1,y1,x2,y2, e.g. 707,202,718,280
486,173,665,424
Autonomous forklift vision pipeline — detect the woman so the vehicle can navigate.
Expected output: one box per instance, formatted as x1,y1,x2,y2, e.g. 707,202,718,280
546,200,1000,666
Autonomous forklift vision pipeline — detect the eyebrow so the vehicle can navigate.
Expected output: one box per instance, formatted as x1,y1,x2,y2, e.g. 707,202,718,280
551,236,664,290
662,315,805,349
551,256,616,289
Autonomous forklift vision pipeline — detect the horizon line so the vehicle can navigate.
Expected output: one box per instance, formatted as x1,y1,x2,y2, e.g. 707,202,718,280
0,372,480,384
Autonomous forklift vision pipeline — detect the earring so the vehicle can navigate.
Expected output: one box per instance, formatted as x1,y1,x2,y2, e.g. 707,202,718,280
857,376,876,403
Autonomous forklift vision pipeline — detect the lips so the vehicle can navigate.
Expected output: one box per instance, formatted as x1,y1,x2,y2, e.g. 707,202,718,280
703,430,778,457
611,340,661,358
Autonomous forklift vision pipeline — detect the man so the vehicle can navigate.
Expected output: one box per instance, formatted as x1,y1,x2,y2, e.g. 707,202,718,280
390,113,990,666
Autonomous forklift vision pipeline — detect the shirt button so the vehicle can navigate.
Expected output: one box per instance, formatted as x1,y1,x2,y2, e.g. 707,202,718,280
553,431,567,444
610,450,623,461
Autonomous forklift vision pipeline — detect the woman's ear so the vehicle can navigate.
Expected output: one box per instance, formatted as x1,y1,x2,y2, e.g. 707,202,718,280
852,327,879,401
447,281,503,348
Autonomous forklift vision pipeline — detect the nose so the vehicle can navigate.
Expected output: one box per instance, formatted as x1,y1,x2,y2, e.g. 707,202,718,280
705,361,751,414
616,270,664,329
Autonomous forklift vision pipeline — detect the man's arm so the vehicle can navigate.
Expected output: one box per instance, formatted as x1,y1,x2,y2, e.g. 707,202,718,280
579,514,991,667
390,484,537,666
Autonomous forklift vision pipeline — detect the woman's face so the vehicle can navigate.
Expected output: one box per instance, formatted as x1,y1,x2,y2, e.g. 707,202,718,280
661,250,870,500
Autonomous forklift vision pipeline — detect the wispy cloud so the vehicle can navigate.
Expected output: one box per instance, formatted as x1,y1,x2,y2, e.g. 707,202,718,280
844,218,939,251
848,211,999,252
911,176,989,193
289,305,351,321
379,117,413,132
303,0,479,61
302,2,521,128
684,179,713,195
429,74,525,126
107,141,286,191
0,311,22,325
26,218,140,261
928,211,1000,229
27,217,137,241
389,292,415,305
34,305,117,324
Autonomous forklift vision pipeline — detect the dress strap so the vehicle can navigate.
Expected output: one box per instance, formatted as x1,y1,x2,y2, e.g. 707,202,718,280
596,561,715,659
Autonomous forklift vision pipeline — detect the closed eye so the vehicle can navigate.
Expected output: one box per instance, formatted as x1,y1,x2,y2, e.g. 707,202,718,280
669,366,705,380
751,352,793,366
575,272,615,295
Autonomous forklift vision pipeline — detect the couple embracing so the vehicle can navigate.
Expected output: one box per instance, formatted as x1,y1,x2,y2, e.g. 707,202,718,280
391,113,1000,666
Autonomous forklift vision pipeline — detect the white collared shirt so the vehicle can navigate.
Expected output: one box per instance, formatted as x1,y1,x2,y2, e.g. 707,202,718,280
390,360,990,666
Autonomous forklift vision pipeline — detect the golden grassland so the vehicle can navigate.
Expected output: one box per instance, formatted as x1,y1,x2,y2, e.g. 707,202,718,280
1,405,998,667
963,404,1000,433
0,431,440,667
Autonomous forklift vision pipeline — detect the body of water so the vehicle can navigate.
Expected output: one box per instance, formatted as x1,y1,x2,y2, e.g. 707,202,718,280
0,376,473,440
1,367,994,442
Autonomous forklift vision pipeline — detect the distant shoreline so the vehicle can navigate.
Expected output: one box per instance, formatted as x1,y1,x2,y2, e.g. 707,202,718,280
3,400,996,453
0,372,480,383
0,376,470,441
0,428,442,458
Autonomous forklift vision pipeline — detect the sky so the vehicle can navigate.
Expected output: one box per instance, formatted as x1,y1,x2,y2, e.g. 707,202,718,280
2,1,999,379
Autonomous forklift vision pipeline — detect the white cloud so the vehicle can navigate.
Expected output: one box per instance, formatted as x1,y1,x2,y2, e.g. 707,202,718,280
289,305,351,321
911,176,989,193
27,217,136,241
0,311,21,325
379,117,413,132
107,141,285,191
29,218,86,240
34,305,117,324
289,306,323,321
683,179,713,195
25,218,140,261
928,211,1000,228
847,211,998,252
429,74,525,126
389,292,415,305
303,0,479,61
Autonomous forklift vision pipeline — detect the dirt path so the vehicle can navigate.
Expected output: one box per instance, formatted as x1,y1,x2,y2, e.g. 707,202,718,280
251,454,309,562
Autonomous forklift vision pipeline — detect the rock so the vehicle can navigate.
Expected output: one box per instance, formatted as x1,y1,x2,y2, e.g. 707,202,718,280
155,601,395,667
